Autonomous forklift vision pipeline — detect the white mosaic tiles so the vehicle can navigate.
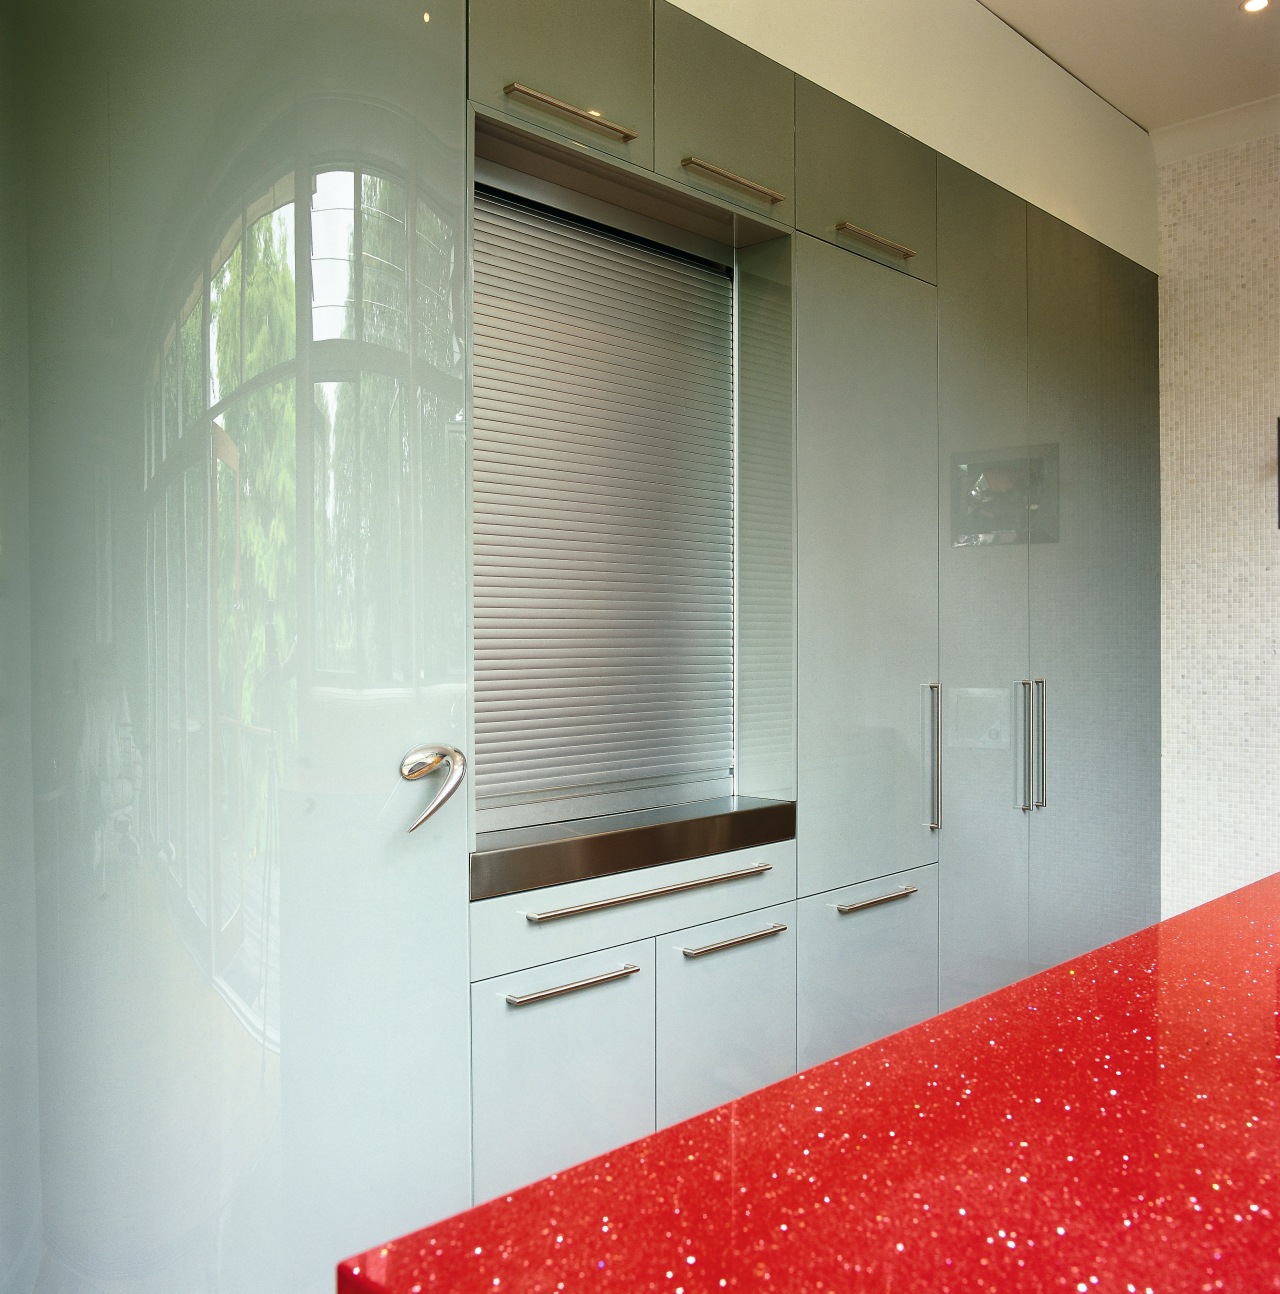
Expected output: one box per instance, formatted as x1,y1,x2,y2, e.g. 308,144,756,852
1159,133,1280,917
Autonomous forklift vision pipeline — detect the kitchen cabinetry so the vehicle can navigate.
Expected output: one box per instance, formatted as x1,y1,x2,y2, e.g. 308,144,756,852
653,1,794,222
797,864,938,1070
471,940,657,1201
796,234,939,899
936,157,1033,1010
795,77,938,284
1026,210,1160,971
468,0,654,167
656,902,798,1126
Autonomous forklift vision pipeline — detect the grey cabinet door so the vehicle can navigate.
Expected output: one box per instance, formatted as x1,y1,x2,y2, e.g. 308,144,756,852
1027,209,1160,970
654,1,794,222
797,235,939,898
936,158,1032,1009
469,0,654,168
795,78,937,284
656,902,797,1126
471,941,657,1202
797,864,938,1070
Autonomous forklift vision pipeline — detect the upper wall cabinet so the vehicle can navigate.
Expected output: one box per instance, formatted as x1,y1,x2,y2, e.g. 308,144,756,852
795,78,937,284
654,2,795,223
469,0,654,168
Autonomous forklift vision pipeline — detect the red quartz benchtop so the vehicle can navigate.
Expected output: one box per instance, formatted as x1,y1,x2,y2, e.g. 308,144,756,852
339,873,1280,1293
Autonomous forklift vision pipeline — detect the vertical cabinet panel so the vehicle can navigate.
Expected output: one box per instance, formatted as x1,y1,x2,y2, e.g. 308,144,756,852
1027,209,1160,970
656,903,797,1126
471,941,657,1202
795,78,937,284
654,1,794,222
797,865,938,1071
936,158,1031,1009
468,0,654,168
797,235,939,898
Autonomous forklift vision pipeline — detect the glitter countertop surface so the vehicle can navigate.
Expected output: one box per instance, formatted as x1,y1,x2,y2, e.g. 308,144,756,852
338,873,1280,1293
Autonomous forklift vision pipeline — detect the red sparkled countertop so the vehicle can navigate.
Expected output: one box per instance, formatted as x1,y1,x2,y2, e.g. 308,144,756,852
339,873,1280,1293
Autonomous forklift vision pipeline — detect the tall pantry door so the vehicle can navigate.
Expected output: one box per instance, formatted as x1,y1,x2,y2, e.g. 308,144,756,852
19,2,472,1291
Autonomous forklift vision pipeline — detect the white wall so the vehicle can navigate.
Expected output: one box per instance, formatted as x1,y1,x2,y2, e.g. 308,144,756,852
1156,105,1280,917
669,0,1159,271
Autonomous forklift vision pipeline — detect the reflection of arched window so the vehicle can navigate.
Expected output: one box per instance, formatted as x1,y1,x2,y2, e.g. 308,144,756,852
142,155,461,1046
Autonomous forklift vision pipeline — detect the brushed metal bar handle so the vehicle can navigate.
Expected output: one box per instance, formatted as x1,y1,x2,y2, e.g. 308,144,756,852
680,922,787,959
525,862,772,924
836,885,918,915
399,744,467,832
928,682,942,831
1021,681,1033,812
505,963,640,1008
503,82,638,142
835,221,916,261
1034,678,1047,809
680,156,785,204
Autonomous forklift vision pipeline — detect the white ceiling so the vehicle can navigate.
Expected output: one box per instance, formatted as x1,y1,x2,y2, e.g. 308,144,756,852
977,0,1280,131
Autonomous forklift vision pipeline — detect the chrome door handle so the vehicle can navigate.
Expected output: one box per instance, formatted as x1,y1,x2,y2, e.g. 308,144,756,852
503,82,638,141
680,156,786,204
505,963,640,1008
1033,678,1047,808
836,885,918,914
400,744,467,832
680,922,788,959
928,682,942,830
1021,680,1033,812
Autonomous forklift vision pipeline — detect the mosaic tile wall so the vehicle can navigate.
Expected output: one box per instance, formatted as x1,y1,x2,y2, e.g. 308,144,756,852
1159,133,1280,917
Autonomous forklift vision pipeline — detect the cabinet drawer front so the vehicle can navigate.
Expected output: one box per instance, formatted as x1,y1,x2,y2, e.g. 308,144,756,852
471,840,797,980
472,940,656,1202
797,863,938,1071
795,78,937,283
657,901,797,1126
469,0,654,168
653,1,794,223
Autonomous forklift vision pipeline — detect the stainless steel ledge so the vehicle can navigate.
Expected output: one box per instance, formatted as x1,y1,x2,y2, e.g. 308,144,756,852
469,796,797,901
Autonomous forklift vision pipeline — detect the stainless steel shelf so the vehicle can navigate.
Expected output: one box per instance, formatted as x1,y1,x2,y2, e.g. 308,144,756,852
470,796,797,901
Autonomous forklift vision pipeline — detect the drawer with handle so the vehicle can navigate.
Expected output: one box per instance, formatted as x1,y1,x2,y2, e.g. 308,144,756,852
653,0,794,223
470,839,797,980
468,0,654,168
797,862,939,1070
795,77,937,283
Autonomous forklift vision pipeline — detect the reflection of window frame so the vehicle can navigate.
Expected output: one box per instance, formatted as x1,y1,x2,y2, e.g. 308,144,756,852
141,156,461,1046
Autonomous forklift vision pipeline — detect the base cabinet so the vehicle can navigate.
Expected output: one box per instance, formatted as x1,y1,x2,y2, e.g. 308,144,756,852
656,902,797,1126
471,940,657,1202
797,865,939,1071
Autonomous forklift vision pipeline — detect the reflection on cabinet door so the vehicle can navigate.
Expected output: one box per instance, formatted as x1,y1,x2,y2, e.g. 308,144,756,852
656,902,797,1126
797,865,938,1071
471,940,656,1203
468,0,654,167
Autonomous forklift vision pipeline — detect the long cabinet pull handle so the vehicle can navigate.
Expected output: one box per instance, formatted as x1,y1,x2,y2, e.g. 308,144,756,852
680,156,785,204
503,82,638,142
834,221,916,261
836,884,918,915
505,963,640,1008
524,862,772,924
1034,678,1047,808
1021,680,1033,813
680,922,788,959
928,682,942,830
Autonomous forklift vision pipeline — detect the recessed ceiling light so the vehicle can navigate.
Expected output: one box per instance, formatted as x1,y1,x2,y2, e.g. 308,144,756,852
1242,0,1268,12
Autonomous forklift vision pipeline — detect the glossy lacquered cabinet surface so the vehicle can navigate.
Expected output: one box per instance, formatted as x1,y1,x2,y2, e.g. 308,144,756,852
796,235,939,898
795,78,938,283
654,1,794,222
471,940,657,1201
656,901,798,1126
935,158,1032,1010
796,864,939,1071
469,0,654,167
17,2,473,1290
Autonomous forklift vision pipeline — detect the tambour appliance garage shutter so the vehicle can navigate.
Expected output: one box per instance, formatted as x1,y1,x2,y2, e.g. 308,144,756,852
471,190,735,828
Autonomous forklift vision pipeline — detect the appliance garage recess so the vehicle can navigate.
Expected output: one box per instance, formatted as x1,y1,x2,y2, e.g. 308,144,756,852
4,0,1159,1290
